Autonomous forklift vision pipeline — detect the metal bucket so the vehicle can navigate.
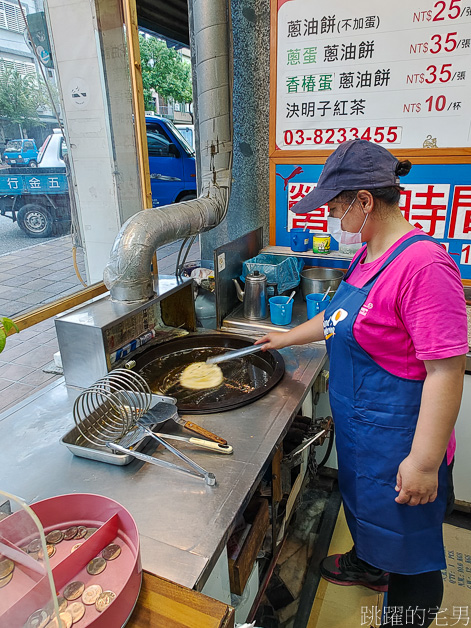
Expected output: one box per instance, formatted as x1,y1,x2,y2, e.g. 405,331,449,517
300,267,344,300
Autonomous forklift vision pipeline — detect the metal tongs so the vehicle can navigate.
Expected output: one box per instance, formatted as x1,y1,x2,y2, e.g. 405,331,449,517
206,343,268,365
109,402,218,485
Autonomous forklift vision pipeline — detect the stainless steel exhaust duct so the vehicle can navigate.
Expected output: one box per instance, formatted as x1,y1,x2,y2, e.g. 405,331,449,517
103,0,233,302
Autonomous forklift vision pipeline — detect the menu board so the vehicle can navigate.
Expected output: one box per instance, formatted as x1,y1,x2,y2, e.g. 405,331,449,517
275,0,471,151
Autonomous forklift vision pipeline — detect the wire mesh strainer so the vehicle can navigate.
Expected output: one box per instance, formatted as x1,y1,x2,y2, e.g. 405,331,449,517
72,368,216,485
73,369,152,447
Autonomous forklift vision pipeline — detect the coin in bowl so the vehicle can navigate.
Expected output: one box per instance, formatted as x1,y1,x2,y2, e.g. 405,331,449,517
46,614,69,628
74,526,87,540
0,558,14,579
57,612,73,628
63,526,78,541
66,601,85,623
86,557,106,576
95,591,116,612
84,527,98,540
102,543,121,561
70,543,82,554
0,571,13,589
38,545,56,560
28,538,42,553
43,597,68,616
82,584,102,605
63,581,85,601
23,608,49,628
46,530,64,545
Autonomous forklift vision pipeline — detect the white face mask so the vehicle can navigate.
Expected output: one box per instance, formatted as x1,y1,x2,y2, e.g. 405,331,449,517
327,197,369,245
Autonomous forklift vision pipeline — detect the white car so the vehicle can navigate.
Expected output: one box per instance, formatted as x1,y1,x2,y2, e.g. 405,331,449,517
37,129,67,168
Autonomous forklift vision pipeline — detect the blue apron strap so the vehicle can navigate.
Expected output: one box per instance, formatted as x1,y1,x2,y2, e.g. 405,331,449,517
362,234,438,291
343,244,368,280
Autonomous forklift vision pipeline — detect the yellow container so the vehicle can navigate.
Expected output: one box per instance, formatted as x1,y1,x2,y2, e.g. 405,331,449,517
312,234,331,254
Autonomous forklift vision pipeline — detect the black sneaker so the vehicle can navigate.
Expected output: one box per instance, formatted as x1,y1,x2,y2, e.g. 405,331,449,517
320,546,389,592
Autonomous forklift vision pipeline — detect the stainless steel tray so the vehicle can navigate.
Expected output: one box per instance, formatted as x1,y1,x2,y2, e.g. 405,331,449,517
61,394,177,466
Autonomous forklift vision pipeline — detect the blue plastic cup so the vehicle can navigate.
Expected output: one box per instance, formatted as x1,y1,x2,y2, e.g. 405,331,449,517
306,293,329,319
269,296,293,325
290,228,310,252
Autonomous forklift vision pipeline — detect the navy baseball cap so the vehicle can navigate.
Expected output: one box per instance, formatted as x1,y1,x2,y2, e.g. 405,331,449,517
291,139,402,214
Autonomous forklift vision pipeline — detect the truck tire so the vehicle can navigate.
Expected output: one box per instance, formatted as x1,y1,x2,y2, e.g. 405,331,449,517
17,204,54,238
178,193,197,202
28,160,38,168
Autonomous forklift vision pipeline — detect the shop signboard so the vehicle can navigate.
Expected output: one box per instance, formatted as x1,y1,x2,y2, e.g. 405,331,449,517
274,162,471,278
274,0,471,152
269,0,471,279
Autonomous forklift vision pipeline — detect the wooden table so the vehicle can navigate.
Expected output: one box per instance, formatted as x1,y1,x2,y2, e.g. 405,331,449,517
128,572,235,627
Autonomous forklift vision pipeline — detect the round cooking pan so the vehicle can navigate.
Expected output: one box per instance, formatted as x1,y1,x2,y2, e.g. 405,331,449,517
131,333,285,414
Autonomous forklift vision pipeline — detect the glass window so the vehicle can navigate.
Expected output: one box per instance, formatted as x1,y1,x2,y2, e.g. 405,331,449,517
60,138,68,159
146,131,176,158
5,140,22,151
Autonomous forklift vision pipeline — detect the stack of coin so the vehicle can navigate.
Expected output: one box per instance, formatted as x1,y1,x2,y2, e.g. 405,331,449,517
102,544,121,561
0,557,14,589
58,581,117,621
66,601,85,623
22,525,102,565
95,591,116,613
82,584,102,606
38,545,56,561
74,526,88,540
86,557,106,576
63,527,78,541
23,608,49,628
63,581,85,602
45,530,64,545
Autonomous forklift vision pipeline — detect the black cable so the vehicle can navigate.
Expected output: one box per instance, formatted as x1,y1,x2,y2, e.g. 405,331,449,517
317,423,335,469
175,237,189,277
178,235,197,276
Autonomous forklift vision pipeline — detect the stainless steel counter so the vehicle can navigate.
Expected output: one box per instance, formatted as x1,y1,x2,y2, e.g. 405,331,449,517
0,341,327,591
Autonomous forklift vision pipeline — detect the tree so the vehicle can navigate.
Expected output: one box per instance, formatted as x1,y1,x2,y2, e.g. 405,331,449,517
139,36,192,110
0,67,49,135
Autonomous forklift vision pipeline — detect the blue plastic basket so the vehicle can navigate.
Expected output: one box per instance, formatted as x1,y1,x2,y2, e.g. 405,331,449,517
241,254,304,294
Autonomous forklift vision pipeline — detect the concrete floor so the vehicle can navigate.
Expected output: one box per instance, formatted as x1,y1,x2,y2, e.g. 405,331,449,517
0,236,201,414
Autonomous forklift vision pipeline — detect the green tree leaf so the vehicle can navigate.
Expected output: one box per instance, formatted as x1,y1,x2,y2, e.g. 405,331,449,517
1,317,19,334
138,36,192,111
0,67,50,131
0,329,6,354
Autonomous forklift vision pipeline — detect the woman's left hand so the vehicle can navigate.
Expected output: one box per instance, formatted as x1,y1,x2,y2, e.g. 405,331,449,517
395,455,439,506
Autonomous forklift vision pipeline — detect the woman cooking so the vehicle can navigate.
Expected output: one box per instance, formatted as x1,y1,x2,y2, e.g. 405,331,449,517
256,140,468,627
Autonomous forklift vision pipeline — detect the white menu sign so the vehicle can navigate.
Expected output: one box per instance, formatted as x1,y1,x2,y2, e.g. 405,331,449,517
276,0,471,150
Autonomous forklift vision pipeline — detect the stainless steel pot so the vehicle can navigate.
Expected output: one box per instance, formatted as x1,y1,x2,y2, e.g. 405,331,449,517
300,267,344,300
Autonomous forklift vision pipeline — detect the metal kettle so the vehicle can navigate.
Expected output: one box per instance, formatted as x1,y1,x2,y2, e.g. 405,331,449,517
233,270,268,320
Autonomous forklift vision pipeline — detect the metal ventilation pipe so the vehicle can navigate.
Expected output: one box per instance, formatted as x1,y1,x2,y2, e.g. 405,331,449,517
103,0,233,302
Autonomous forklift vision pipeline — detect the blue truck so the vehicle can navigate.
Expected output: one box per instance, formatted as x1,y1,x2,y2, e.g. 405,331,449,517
2,139,39,168
0,116,197,238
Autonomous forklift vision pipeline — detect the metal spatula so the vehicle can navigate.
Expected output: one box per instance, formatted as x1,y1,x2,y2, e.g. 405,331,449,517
143,401,228,445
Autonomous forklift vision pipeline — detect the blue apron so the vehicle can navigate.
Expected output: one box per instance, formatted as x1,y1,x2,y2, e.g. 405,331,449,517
323,234,447,575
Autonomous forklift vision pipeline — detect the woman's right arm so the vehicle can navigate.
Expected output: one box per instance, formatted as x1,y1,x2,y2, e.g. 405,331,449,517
255,311,326,351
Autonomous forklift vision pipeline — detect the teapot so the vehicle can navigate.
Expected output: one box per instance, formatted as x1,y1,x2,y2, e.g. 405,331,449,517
233,270,268,320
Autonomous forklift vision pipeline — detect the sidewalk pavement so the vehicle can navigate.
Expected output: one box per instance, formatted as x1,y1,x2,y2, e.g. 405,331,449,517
0,236,201,414
0,236,87,319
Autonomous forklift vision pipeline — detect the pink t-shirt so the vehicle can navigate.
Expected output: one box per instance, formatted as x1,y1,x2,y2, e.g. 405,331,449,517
346,229,468,463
